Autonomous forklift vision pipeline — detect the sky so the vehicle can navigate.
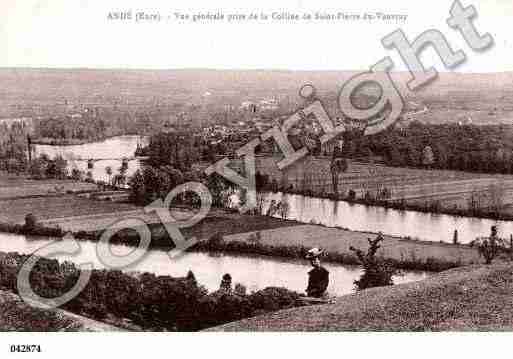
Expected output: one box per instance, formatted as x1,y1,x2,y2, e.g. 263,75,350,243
1,0,512,72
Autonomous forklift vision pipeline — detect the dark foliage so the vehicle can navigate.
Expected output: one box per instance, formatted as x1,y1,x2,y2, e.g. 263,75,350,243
349,122,513,175
350,234,399,290
0,252,301,331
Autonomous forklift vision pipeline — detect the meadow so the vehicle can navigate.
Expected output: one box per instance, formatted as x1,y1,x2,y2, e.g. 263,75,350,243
0,175,97,200
254,157,513,214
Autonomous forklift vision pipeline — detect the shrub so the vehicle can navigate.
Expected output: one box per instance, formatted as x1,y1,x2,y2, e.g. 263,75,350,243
350,233,399,290
24,213,38,232
234,283,247,296
0,251,302,331
207,233,225,247
471,226,506,264
249,287,301,313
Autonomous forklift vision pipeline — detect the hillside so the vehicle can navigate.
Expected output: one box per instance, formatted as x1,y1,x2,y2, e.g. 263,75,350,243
2,68,513,125
0,290,122,332
210,262,513,331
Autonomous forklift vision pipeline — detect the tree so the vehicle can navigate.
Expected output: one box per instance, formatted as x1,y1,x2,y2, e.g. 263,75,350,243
350,233,398,290
6,158,23,174
467,188,482,214
44,156,67,179
112,174,124,188
24,213,38,232
422,145,435,168
453,229,459,245
330,157,348,195
472,226,505,264
71,168,83,181
128,169,147,205
433,143,448,169
206,173,231,207
105,166,113,186
54,156,68,179
488,182,504,216
117,161,129,187
406,145,421,167
120,158,129,173
219,273,232,294
29,157,47,179
162,166,184,191
387,146,403,167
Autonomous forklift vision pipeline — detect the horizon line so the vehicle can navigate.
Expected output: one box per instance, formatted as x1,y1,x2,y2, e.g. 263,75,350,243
0,66,511,75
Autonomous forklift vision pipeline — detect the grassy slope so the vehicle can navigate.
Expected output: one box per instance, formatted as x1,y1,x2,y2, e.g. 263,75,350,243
210,262,513,331
0,290,121,332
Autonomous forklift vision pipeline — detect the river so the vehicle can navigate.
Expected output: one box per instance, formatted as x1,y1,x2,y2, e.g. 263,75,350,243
33,135,149,184
33,135,511,244
0,233,427,296
256,192,512,244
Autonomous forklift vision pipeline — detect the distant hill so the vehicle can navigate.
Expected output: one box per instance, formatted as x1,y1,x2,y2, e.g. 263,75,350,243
1,68,513,125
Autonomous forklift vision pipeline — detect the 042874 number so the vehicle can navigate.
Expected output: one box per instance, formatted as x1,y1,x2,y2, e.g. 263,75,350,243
10,345,42,353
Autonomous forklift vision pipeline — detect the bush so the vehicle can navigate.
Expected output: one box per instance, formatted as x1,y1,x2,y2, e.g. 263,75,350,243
208,233,225,247
350,233,399,290
0,252,302,331
24,213,38,232
234,283,247,296
471,226,507,264
249,287,300,313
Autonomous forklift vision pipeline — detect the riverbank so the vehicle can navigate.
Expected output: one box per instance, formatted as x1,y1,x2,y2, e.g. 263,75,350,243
0,250,303,331
0,171,487,272
210,262,513,331
284,189,513,222
191,224,481,272
0,184,484,272
250,156,513,218
0,213,481,272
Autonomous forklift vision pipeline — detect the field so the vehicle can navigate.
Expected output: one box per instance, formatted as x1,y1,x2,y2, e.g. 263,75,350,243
38,206,301,235
253,156,513,213
0,171,304,236
0,195,140,225
0,172,97,200
0,169,480,270
0,167,501,271
220,225,481,266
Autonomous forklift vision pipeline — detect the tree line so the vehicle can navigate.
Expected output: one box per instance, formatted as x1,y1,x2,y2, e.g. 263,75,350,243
343,122,513,174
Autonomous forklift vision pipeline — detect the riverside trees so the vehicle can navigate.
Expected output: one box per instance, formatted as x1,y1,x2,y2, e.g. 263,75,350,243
345,122,513,175
28,154,68,180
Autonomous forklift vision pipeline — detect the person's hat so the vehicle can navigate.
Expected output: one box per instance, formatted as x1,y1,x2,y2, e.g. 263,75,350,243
306,247,324,259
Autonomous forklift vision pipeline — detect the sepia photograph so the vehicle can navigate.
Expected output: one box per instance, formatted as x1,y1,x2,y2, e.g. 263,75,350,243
1,0,513,357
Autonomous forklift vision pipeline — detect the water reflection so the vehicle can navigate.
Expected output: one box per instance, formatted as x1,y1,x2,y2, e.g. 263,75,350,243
256,192,511,244
0,233,427,296
33,135,148,184
33,137,510,245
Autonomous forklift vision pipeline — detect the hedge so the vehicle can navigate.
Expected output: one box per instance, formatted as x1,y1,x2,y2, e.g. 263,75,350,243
0,251,302,331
